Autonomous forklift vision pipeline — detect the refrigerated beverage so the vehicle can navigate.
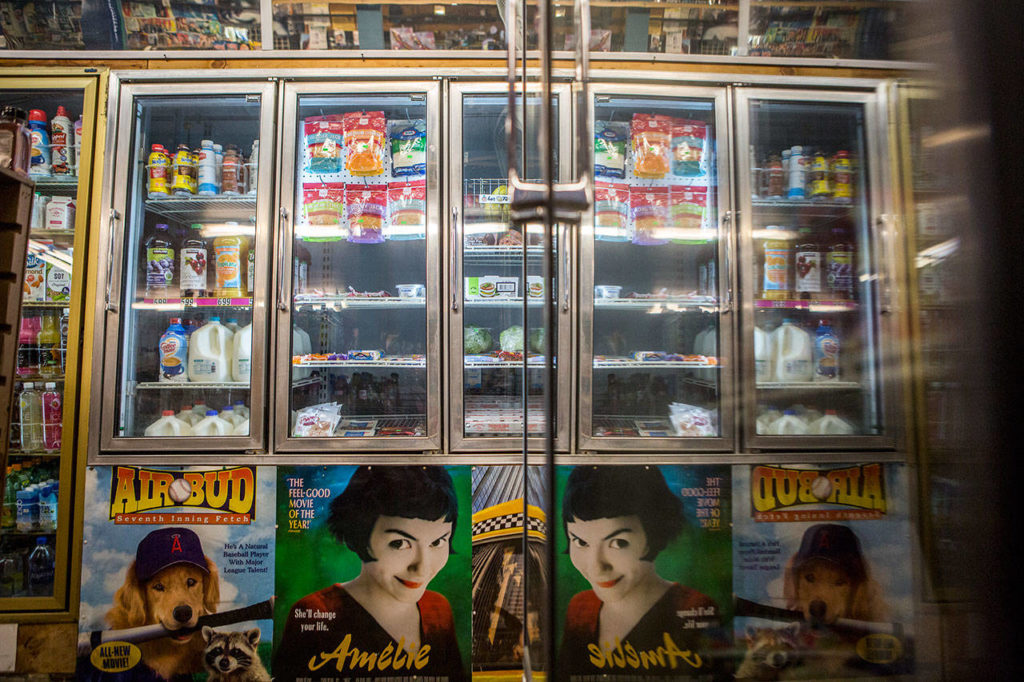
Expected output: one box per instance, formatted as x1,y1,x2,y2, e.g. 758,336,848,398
17,316,39,377
233,419,250,436
807,148,830,199
27,537,54,596
219,406,244,426
766,154,785,198
19,382,44,451
145,223,176,297
754,326,773,384
1,467,15,530
293,244,311,294
831,151,852,202
762,239,791,300
41,382,62,451
72,115,83,174
188,317,232,382
809,409,854,434
30,193,47,228
28,109,50,176
180,223,208,298
221,144,241,195
772,319,813,382
38,313,61,378
826,227,855,299
144,410,193,437
192,402,210,418
213,234,246,297
177,405,199,426
59,308,69,373
45,196,75,233
24,251,46,302
0,541,25,597
225,318,241,333
50,105,72,175
787,146,806,199
170,143,195,196
232,322,252,382
213,143,223,193
147,144,171,198
37,482,57,532
197,139,217,195
247,140,259,195
232,400,249,420
813,321,840,382
794,228,823,299
292,325,312,379
247,247,256,295
756,406,782,434
192,410,233,435
159,318,189,383
16,487,39,531
767,409,809,434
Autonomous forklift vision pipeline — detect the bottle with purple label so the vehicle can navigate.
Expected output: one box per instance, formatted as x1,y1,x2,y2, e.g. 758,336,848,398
145,223,176,298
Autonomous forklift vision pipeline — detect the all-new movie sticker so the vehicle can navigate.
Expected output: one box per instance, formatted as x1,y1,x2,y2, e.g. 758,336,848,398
77,466,275,682
732,463,914,679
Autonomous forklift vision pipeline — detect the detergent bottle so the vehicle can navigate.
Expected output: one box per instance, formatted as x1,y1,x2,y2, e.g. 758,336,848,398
144,410,193,437
188,317,232,382
192,409,233,436
772,319,813,383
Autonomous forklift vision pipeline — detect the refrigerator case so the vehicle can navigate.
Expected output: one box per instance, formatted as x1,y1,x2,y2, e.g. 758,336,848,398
274,82,442,452
0,69,105,609
95,79,276,453
447,82,574,453
736,88,902,450
579,85,735,451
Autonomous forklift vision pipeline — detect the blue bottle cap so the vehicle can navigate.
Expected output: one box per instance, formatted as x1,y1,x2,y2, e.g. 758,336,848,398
206,410,218,416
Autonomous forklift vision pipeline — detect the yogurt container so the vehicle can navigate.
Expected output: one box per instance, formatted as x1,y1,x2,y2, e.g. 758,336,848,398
396,283,425,298
594,285,622,299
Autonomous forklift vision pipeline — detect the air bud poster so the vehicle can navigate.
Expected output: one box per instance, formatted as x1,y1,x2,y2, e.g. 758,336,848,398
732,463,914,679
273,464,472,681
76,465,276,681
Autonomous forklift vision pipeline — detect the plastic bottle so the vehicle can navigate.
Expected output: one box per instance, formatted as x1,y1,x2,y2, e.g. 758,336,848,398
771,319,813,383
27,109,50,176
293,244,311,295
213,234,246,298
247,140,259,195
766,154,785,198
213,143,223,193
188,317,232,382
192,409,233,436
232,322,252,383
27,537,54,596
233,419,250,436
696,324,718,382
37,482,57,532
72,115,83,175
16,486,39,531
219,406,243,427
754,325,773,384
144,410,193,437
793,227,823,300
767,409,809,435
807,148,830,199
49,105,72,175
147,144,171,198
17,316,39,377
59,308,69,374
756,406,782,435
145,223,176,298
762,239,791,300
808,409,855,435
826,227,855,300
179,223,208,299
224,318,240,333
292,325,312,380
831,151,852,203
41,382,62,451
177,405,198,426
813,321,840,382
1,466,16,530
170,143,195,196
19,382,44,451
159,318,189,382
787,145,805,199
197,139,218,195
221,144,241,195
192,402,210,419
38,313,61,378
232,400,249,420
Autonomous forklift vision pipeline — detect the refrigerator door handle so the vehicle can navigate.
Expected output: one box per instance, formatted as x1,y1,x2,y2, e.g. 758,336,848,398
878,213,896,315
451,205,461,312
104,208,121,313
561,221,571,312
277,206,289,312
722,209,734,313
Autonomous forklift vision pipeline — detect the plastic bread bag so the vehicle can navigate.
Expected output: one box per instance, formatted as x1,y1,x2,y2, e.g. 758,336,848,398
594,181,630,242
390,119,427,177
343,111,387,176
671,118,708,177
630,186,670,245
594,120,629,179
668,402,716,437
292,402,342,437
386,179,427,240
630,113,672,179
303,116,345,174
346,183,388,243
670,185,708,233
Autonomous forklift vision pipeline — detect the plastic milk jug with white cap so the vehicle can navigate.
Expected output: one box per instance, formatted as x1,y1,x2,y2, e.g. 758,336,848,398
233,419,250,436
232,322,252,382
754,326,773,384
808,409,854,435
219,406,245,427
772,319,813,383
767,409,808,435
144,410,193,437
188,317,233,382
232,400,249,420
192,409,233,436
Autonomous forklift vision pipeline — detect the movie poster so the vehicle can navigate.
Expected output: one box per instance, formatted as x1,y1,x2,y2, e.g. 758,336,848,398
732,463,915,679
77,465,276,681
554,464,733,680
273,465,472,681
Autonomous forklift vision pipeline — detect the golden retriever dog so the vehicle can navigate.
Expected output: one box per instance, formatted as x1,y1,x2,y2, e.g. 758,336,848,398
107,528,220,680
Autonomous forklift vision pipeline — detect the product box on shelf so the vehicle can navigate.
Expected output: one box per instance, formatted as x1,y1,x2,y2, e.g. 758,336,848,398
465,276,518,299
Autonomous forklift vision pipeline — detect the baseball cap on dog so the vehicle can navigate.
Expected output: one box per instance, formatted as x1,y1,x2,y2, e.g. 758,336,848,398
135,527,209,582
793,523,866,582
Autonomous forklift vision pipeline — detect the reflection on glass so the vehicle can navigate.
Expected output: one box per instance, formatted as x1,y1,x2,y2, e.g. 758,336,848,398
114,95,261,438
289,95,429,439
747,1,905,59
748,99,882,437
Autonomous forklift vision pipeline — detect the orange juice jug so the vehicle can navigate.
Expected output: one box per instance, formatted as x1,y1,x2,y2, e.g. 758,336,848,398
213,234,247,298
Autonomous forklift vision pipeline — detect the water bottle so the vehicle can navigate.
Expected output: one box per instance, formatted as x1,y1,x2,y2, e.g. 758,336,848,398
27,537,54,596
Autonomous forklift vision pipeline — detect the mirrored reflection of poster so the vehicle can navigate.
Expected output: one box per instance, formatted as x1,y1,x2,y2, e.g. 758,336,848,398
77,466,276,682
732,463,915,679
274,465,471,681
554,464,733,680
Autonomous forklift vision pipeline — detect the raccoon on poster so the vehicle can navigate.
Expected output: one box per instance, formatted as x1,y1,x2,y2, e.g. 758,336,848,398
273,465,471,681
732,463,914,679
554,464,733,680
76,465,276,682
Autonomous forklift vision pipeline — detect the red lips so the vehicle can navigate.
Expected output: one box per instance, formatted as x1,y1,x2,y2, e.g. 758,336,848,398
597,577,622,589
396,577,423,589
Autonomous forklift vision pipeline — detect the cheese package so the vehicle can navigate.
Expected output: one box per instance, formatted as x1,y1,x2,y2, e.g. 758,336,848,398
303,116,345,174
670,185,709,232
631,113,672,179
386,179,426,240
343,111,386,176
630,186,670,245
594,120,628,179
671,118,708,177
346,183,387,244
302,183,346,226
389,119,426,177
594,182,630,242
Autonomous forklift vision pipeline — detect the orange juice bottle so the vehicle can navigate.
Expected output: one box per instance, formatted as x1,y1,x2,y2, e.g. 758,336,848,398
213,233,247,298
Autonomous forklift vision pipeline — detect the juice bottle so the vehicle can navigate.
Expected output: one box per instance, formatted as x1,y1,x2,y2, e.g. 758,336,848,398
49,106,72,175
221,144,241,195
793,227,823,300
766,154,785,198
197,139,217,196
145,223,176,298
38,312,61,378
831,151,853,203
214,234,246,298
170,143,195,196
807,148,831,199
180,223,208,299
41,382,62,451
787,145,805,199
147,144,171,198
826,227,855,299
19,382,44,451
762,239,791,300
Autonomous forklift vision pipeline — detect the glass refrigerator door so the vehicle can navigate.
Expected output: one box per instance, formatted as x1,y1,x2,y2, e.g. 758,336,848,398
275,84,441,451
99,82,275,452
737,90,898,449
579,87,733,451
449,84,572,452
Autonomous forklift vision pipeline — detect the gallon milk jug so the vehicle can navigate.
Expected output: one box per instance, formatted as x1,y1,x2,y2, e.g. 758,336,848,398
232,400,249,420
808,409,855,435
192,402,210,419
188,317,232,382
192,409,233,436
144,410,193,437
754,326,773,384
219,406,244,427
756,406,781,435
177,405,200,426
767,409,808,435
233,419,250,436
772,319,813,383
292,325,312,380
232,322,252,382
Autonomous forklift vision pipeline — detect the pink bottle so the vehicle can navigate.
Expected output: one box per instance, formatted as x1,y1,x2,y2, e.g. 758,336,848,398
41,382,62,451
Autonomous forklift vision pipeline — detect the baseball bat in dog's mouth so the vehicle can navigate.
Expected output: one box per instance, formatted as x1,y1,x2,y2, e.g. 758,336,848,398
734,597,902,637
77,597,275,657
